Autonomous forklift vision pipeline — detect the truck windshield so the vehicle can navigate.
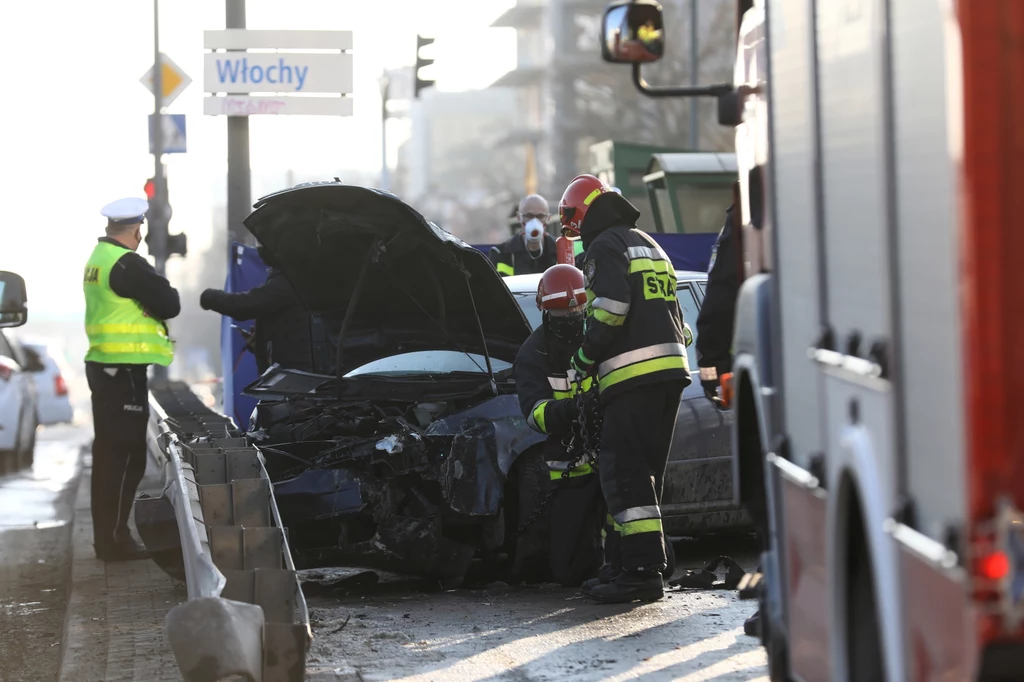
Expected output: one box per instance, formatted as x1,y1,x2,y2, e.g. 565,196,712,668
657,184,734,234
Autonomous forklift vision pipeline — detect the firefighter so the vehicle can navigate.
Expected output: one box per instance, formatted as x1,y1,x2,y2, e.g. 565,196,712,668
200,245,313,374
560,174,691,604
489,194,558,276
695,204,762,637
512,264,604,586
84,197,180,561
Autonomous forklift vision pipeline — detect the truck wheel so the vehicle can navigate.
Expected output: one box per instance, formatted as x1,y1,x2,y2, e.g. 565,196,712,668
847,513,884,682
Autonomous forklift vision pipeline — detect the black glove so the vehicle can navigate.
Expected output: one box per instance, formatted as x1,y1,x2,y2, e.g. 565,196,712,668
701,379,719,402
199,289,217,311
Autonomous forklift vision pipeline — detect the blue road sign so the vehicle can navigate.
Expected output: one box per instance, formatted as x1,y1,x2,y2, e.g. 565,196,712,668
149,114,187,154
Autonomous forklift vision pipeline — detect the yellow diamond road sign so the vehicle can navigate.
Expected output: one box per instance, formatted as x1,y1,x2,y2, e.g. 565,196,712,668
140,53,192,107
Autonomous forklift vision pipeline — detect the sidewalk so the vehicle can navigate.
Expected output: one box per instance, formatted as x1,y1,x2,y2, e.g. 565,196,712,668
58,463,185,682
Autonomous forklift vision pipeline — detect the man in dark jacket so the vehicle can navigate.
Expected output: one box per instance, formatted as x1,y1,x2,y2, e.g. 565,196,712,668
513,264,604,587
695,204,762,637
200,246,313,374
560,174,691,604
489,194,558,276
696,205,740,400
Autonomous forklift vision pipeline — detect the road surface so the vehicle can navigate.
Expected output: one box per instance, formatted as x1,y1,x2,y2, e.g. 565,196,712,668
303,543,768,682
0,426,86,682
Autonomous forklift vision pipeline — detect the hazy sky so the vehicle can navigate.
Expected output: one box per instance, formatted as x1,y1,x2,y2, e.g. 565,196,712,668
0,0,516,318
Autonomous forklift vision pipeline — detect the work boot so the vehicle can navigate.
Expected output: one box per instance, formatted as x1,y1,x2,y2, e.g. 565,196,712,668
589,570,664,604
580,562,620,596
743,608,761,637
96,536,150,563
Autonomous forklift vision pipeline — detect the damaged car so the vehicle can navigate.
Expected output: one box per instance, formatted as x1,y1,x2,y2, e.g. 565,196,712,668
241,183,544,586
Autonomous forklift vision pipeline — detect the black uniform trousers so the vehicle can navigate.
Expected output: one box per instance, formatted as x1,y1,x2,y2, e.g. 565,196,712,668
85,362,150,552
598,380,686,572
514,437,605,587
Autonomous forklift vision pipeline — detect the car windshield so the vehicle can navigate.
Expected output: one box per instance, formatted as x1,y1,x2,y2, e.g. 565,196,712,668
343,351,512,377
513,292,543,330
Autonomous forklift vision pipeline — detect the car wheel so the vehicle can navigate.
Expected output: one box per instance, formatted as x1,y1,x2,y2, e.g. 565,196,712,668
18,419,36,471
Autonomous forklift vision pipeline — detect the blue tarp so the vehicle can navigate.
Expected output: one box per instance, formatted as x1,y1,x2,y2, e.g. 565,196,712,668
472,232,717,274
221,242,267,429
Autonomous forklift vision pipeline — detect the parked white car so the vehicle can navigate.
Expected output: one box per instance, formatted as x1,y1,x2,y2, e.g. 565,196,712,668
18,339,74,426
0,328,38,470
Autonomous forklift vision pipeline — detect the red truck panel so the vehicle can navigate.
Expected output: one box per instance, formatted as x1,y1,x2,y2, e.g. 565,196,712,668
958,0,1024,644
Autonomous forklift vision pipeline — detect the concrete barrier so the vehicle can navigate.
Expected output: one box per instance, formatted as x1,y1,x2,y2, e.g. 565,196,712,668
143,381,311,682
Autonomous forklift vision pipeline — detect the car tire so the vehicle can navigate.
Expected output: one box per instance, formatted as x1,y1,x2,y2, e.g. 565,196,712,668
18,419,36,471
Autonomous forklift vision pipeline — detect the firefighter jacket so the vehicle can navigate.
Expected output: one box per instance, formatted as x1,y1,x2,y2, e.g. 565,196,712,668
489,232,558,276
695,205,739,384
572,193,692,399
514,324,599,479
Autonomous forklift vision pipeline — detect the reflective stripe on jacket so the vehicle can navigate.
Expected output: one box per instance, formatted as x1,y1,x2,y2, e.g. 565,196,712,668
84,242,173,366
513,326,597,479
579,226,691,398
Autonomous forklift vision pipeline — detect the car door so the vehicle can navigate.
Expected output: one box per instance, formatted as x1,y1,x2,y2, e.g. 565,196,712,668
660,278,739,524
0,330,29,451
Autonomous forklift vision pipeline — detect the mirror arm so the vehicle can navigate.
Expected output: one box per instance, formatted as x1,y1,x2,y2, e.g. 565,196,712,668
632,63,733,99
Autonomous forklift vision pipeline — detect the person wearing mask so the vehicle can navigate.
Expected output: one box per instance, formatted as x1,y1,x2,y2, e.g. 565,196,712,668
489,194,558,276
559,174,691,604
84,197,180,561
694,204,761,637
199,245,313,374
512,264,604,587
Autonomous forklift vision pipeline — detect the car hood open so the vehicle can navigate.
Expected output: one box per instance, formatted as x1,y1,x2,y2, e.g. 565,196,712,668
243,183,533,376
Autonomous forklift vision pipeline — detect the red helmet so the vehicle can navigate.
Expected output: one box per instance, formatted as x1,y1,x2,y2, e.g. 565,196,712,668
559,174,612,237
536,264,587,314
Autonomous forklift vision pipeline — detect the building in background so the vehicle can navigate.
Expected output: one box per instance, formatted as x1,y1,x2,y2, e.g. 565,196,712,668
489,0,736,203
397,87,521,243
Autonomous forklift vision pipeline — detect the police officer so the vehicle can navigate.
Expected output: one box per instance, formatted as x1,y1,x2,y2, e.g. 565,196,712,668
695,204,761,637
560,174,690,603
513,264,604,586
489,194,558,276
200,245,313,374
84,197,180,561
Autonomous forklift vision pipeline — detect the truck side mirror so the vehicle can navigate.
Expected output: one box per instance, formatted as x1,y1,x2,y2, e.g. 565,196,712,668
601,0,665,64
0,271,28,328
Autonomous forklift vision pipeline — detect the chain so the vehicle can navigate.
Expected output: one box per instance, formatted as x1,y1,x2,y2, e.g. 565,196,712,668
514,377,601,537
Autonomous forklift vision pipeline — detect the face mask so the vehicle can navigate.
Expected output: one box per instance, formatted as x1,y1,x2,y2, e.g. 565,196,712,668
545,311,583,344
523,218,545,253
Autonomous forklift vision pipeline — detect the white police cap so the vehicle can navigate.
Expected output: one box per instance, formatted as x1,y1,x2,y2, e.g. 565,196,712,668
101,197,149,225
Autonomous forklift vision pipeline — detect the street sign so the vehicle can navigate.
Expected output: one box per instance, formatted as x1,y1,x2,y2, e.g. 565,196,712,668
140,53,192,107
204,53,352,94
202,30,353,117
203,96,352,117
148,114,187,154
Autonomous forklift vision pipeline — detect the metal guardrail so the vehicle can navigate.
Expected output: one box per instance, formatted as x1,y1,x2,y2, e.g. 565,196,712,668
144,381,311,682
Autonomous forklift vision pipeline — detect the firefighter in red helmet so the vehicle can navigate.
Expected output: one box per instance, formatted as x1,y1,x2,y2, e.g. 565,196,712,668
511,264,605,587
559,174,691,604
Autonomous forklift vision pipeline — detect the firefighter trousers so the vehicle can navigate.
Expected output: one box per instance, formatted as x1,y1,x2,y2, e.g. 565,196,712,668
597,380,686,572
85,363,150,552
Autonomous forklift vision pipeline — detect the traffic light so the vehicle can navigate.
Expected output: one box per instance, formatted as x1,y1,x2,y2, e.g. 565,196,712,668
414,35,436,99
144,178,156,200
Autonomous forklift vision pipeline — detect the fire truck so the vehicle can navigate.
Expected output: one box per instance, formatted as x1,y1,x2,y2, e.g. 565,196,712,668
600,1,1024,680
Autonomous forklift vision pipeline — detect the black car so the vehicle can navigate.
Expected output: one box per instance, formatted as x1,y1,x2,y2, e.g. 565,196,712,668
242,183,745,586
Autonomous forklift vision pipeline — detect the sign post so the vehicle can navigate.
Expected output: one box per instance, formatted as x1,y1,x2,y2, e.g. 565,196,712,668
204,25,353,249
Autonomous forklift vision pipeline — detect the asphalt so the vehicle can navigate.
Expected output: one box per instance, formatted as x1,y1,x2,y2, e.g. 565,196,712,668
0,426,86,682
303,543,769,682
